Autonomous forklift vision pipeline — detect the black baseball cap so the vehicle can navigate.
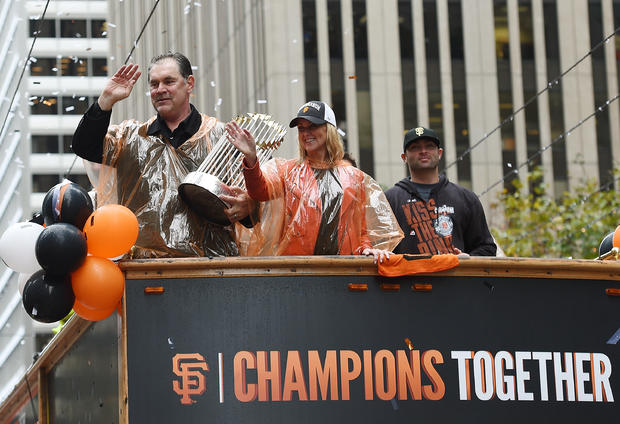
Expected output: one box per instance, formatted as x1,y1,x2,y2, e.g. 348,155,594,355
403,127,440,151
289,101,337,128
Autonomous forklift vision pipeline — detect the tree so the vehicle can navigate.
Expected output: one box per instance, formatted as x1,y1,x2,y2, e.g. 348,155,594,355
490,168,620,259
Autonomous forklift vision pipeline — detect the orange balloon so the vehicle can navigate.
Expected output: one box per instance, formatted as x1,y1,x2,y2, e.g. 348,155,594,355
73,299,116,321
71,256,125,310
83,204,139,258
613,225,620,249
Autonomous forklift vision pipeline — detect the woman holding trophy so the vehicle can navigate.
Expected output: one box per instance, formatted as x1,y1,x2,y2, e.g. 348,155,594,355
226,101,402,262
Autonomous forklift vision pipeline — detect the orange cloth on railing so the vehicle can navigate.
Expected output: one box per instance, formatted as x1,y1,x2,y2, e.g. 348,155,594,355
377,254,459,277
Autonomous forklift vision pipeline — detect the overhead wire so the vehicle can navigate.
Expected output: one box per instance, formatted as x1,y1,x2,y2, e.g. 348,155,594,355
0,0,52,142
442,25,620,174
65,0,162,178
478,93,620,198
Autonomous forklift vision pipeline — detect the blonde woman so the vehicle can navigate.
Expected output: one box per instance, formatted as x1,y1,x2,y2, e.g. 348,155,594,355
227,101,402,262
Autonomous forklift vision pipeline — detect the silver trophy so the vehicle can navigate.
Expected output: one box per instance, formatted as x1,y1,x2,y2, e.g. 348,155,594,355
179,113,286,225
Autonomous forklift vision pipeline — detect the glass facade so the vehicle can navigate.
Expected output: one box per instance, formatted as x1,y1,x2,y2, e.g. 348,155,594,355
32,173,91,193
328,0,347,146
30,18,108,39
494,0,517,191
589,0,613,187
302,0,319,102
449,0,470,187
519,0,541,189
29,96,96,115
352,0,374,176
28,14,107,195
29,56,107,77
398,0,417,134
543,0,567,195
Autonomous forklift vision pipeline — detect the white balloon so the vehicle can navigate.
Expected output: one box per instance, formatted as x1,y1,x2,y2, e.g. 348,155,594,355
0,222,44,273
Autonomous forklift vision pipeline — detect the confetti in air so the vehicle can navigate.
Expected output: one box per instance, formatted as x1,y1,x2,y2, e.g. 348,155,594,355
404,338,414,351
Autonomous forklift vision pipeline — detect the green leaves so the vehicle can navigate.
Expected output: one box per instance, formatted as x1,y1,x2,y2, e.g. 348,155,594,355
491,168,620,259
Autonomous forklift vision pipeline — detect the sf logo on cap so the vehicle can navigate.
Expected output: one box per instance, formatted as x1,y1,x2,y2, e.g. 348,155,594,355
303,106,309,113
415,127,425,136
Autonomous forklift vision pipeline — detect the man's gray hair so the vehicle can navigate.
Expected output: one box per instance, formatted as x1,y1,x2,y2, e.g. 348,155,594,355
148,52,193,80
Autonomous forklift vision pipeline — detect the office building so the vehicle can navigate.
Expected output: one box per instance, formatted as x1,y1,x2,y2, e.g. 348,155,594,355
108,0,620,227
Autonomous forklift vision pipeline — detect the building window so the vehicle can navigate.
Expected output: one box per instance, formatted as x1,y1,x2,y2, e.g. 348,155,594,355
61,56,88,76
352,0,374,176
60,19,87,38
424,0,443,165
30,19,55,37
30,97,58,114
543,0,567,195
302,0,319,102
91,20,107,38
32,174,61,193
62,136,73,153
30,97,95,116
32,135,60,153
589,0,613,187
62,96,90,115
66,174,92,190
30,57,58,76
399,0,417,132
449,0,471,187
32,174,92,193
92,58,108,76
328,0,346,136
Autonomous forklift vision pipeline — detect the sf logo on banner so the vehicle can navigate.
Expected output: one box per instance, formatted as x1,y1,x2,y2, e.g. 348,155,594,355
172,353,209,404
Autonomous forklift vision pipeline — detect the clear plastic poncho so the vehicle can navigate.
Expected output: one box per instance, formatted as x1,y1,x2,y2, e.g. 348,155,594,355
91,115,239,258
236,157,403,256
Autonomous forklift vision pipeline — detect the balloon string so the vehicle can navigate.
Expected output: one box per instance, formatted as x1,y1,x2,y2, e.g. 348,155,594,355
24,373,39,422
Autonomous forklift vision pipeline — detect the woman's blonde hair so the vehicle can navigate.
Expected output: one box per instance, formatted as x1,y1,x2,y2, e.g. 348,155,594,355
297,124,344,166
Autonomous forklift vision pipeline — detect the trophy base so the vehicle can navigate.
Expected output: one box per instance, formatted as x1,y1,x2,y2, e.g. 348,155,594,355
178,172,234,226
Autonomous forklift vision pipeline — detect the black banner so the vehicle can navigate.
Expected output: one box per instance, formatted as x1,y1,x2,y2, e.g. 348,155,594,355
125,274,619,423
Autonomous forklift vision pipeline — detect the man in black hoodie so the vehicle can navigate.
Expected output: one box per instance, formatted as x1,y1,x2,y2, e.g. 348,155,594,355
384,127,496,256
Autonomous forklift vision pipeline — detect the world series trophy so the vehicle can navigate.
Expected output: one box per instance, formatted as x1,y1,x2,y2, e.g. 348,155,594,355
179,113,286,225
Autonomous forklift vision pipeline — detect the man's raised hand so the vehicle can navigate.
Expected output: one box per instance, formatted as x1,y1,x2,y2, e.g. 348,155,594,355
98,64,142,111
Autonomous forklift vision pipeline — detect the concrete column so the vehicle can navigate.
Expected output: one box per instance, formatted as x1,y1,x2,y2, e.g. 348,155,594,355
436,0,457,182
602,0,620,175
366,0,405,186
316,0,332,104
461,0,503,218
340,0,360,161
557,0,598,188
227,0,239,117
262,0,306,159
243,0,257,112
209,0,223,120
531,0,554,197
507,0,529,194
412,0,429,127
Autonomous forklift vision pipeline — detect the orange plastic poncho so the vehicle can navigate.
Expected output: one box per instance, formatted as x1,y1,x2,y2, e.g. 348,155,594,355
238,157,403,256
92,114,240,258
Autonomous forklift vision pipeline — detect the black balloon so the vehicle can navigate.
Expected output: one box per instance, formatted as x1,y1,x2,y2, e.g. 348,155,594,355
42,182,93,229
35,223,87,275
22,270,74,323
599,231,614,257
29,212,44,225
